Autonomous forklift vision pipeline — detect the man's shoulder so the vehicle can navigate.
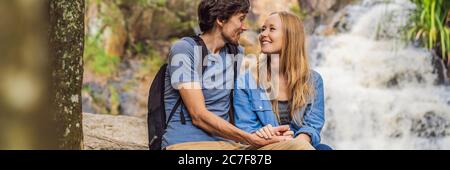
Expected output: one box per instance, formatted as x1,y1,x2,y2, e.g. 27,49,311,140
171,37,196,51
167,37,199,62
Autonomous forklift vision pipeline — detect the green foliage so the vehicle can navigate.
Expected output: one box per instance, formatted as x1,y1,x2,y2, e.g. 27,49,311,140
108,85,120,115
84,35,120,77
290,3,307,20
138,48,165,78
406,0,450,61
135,0,167,8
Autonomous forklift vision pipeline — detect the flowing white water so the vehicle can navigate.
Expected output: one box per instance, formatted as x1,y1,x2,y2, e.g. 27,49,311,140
309,0,450,149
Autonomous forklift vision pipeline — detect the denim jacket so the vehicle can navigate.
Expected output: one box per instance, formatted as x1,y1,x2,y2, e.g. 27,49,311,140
233,70,325,146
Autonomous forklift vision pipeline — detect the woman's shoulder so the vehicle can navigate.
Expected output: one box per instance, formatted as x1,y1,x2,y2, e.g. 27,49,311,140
310,70,324,91
310,70,323,83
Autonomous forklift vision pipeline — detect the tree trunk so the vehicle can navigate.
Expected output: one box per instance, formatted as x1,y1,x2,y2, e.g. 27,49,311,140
49,0,85,149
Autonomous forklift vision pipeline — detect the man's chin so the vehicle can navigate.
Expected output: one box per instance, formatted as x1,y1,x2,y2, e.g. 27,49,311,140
229,40,239,45
228,37,240,45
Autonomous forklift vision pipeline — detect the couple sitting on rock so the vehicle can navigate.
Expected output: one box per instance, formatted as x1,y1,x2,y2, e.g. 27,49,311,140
160,0,331,150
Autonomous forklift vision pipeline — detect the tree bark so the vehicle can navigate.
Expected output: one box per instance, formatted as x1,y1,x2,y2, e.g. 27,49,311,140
49,0,85,149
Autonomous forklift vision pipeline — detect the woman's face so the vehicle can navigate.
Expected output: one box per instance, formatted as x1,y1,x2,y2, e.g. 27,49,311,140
259,14,283,54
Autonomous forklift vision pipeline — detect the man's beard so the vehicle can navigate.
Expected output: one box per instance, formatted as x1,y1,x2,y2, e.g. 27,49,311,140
222,31,240,45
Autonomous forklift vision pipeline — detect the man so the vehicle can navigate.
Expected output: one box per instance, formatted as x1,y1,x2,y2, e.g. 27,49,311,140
162,0,314,150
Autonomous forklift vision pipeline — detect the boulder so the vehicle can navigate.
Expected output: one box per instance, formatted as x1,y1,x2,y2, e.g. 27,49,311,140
298,0,354,34
82,112,148,150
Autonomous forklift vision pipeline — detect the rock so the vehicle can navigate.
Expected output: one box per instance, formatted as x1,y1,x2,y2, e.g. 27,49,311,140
85,0,198,60
298,0,354,34
85,1,127,57
410,111,450,138
81,91,95,114
299,0,337,15
250,0,298,27
104,22,127,58
430,51,450,85
82,112,148,150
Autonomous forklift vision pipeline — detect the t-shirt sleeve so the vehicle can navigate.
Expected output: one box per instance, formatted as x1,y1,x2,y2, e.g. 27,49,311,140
167,39,202,89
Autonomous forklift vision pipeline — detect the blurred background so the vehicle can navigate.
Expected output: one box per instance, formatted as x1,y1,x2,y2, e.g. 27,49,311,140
82,0,450,149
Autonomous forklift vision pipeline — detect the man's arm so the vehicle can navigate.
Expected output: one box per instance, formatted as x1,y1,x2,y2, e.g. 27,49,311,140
178,83,289,148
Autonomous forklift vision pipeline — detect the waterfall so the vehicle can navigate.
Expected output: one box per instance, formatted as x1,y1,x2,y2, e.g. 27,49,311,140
309,0,450,149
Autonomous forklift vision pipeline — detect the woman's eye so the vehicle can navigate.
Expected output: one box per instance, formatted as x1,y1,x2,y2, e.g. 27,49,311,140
270,28,276,31
259,28,265,33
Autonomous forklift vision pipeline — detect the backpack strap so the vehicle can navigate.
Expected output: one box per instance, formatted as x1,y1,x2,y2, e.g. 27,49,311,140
191,35,209,73
166,35,209,126
165,97,183,128
225,43,239,125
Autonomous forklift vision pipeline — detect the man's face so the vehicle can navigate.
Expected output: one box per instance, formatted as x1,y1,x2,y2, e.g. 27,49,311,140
221,13,248,45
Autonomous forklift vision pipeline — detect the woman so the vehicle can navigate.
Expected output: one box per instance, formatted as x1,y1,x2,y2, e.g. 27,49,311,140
234,11,332,150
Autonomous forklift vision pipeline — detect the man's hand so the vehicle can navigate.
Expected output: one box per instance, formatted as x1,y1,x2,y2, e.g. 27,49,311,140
246,133,293,148
178,83,257,145
281,130,294,137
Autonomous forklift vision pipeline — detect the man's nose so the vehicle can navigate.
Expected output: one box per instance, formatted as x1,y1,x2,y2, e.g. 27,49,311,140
241,23,249,31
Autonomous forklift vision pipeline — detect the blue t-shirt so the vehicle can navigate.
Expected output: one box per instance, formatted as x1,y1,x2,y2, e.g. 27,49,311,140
162,37,243,147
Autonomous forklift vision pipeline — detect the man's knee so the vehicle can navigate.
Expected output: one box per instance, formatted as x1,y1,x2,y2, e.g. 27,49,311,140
166,141,245,150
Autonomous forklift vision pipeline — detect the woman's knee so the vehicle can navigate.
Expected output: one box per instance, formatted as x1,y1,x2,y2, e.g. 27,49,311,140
314,144,333,150
287,139,315,150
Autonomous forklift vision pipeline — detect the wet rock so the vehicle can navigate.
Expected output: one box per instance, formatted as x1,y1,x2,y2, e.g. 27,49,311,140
410,111,450,138
385,72,426,88
430,51,450,85
317,9,352,35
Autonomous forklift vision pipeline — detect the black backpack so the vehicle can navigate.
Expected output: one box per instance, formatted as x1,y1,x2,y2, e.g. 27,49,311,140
147,35,239,150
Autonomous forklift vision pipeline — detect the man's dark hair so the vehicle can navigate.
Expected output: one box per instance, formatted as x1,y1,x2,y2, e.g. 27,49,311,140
198,0,250,33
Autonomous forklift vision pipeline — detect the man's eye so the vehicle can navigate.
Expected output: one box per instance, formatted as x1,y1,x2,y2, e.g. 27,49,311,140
270,28,276,31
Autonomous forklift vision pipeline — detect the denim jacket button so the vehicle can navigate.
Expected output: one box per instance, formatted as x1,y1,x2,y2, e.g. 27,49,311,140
259,106,263,110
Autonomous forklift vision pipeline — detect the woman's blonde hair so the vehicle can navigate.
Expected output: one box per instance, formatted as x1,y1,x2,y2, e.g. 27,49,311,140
257,11,314,126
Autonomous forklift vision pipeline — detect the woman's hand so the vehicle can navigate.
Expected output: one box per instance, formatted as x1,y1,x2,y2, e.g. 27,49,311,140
247,132,293,148
296,133,312,144
255,125,290,140
281,130,294,137
247,125,294,148
255,124,276,139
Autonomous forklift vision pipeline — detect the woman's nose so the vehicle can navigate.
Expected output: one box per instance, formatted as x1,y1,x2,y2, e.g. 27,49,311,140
260,29,268,37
